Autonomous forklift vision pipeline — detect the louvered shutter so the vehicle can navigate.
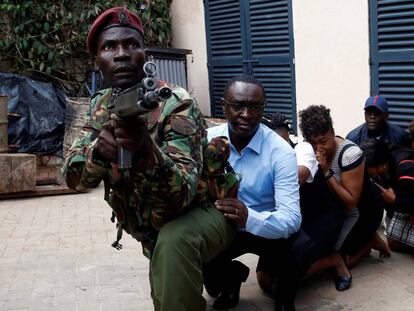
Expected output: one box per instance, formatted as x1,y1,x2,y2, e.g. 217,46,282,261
370,0,414,127
249,0,297,130
205,0,245,117
205,0,296,128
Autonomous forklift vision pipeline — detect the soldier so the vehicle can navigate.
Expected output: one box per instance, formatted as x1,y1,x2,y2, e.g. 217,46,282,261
62,7,237,311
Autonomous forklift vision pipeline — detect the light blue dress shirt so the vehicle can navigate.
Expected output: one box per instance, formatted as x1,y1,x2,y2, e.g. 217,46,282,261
207,123,301,239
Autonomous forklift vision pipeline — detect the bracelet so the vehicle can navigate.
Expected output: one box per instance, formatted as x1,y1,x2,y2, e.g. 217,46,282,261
324,168,334,180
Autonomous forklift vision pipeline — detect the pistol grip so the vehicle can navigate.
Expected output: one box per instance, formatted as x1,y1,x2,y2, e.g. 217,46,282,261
118,145,132,169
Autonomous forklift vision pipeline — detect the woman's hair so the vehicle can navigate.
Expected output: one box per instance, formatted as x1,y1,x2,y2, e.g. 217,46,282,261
359,138,390,167
262,112,290,132
299,105,334,141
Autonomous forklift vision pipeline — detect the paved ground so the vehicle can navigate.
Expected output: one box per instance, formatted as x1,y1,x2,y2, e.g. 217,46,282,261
1,185,413,311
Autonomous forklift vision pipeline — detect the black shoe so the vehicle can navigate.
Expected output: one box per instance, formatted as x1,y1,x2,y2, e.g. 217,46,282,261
212,260,250,310
212,285,242,310
205,286,221,298
335,275,352,291
275,302,296,311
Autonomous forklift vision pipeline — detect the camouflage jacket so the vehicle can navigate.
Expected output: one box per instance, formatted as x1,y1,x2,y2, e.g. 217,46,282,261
61,85,206,257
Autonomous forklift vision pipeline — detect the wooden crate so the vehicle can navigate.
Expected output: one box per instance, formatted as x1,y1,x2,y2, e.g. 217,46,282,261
0,154,36,193
36,155,64,185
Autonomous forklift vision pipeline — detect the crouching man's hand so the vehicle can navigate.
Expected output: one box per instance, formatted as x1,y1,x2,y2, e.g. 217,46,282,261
215,198,248,228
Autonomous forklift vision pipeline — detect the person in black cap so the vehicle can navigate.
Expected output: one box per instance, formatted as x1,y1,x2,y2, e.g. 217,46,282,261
346,95,410,147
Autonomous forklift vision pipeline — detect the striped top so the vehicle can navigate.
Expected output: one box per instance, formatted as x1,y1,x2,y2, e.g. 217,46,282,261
331,139,364,182
331,138,364,251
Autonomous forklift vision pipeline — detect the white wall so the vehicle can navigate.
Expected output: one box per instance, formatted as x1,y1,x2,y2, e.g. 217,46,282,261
292,0,371,137
170,0,371,130
170,0,211,115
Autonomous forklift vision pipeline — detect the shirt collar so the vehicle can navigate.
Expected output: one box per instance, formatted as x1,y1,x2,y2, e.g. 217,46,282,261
247,125,263,154
225,123,263,155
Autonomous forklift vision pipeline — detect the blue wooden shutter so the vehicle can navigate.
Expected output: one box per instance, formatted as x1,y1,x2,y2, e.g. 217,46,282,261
370,0,414,127
248,0,297,130
204,0,245,117
205,0,296,128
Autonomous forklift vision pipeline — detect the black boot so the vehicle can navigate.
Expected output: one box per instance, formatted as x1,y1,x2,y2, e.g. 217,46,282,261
273,273,297,311
212,260,250,310
203,263,224,298
275,300,296,311
205,286,221,298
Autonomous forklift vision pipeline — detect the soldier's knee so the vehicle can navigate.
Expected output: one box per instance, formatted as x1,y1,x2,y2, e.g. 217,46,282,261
155,221,196,256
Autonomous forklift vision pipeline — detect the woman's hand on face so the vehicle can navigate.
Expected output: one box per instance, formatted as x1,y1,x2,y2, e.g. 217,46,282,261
316,150,329,172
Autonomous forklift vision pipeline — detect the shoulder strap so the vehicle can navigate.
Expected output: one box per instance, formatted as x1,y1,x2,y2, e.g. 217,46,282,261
338,143,354,171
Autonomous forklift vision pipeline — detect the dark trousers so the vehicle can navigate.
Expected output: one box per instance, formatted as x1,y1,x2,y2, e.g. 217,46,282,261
203,210,342,305
273,210,343,304
203,231,291,294
340,178,385,256
252,210,343,305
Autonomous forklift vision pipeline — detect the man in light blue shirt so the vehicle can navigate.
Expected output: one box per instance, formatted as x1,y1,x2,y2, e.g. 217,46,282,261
203,75,301,311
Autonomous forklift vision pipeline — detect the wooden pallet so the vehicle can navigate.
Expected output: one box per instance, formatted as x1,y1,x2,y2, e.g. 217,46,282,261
0,183,79,200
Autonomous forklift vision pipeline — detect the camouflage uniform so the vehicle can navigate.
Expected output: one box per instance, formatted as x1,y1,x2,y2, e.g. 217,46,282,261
63,84,210,252
62,85,237,310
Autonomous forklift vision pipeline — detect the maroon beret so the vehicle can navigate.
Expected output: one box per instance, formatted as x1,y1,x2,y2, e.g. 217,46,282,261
86,7,144,54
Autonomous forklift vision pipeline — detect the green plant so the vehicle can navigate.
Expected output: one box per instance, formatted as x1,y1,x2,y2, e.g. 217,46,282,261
0,0,172,96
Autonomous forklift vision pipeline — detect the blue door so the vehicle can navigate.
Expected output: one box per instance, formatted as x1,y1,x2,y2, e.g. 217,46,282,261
204,0,297,131
370,0,414,128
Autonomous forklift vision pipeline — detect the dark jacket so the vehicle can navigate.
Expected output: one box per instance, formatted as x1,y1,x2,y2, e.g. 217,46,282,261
346,123,411,147
388,146,414,214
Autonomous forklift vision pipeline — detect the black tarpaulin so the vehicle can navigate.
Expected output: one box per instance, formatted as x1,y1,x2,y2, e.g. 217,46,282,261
0,72,66,155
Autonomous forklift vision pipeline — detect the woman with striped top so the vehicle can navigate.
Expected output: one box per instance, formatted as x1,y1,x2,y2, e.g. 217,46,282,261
298,105,365,291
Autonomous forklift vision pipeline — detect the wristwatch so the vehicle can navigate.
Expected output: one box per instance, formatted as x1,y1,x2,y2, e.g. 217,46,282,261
324,169,334,180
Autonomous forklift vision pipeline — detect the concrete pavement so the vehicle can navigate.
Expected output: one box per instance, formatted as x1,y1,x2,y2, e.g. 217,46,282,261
1,185,413,311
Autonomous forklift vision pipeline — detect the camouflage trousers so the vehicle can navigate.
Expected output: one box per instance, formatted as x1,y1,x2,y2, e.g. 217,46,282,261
149,203,236,311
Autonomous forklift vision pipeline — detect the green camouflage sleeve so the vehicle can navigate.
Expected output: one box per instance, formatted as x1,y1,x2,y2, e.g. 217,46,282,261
133,86,206,225
61,89,111,191
61,85,206,228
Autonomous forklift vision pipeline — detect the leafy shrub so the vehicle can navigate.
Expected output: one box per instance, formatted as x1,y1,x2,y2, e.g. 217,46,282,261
0,0,172,96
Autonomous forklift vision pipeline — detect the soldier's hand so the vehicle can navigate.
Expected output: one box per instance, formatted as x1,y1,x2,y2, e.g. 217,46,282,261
95,120,117,162
215,198,248,228
111,114,151,155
